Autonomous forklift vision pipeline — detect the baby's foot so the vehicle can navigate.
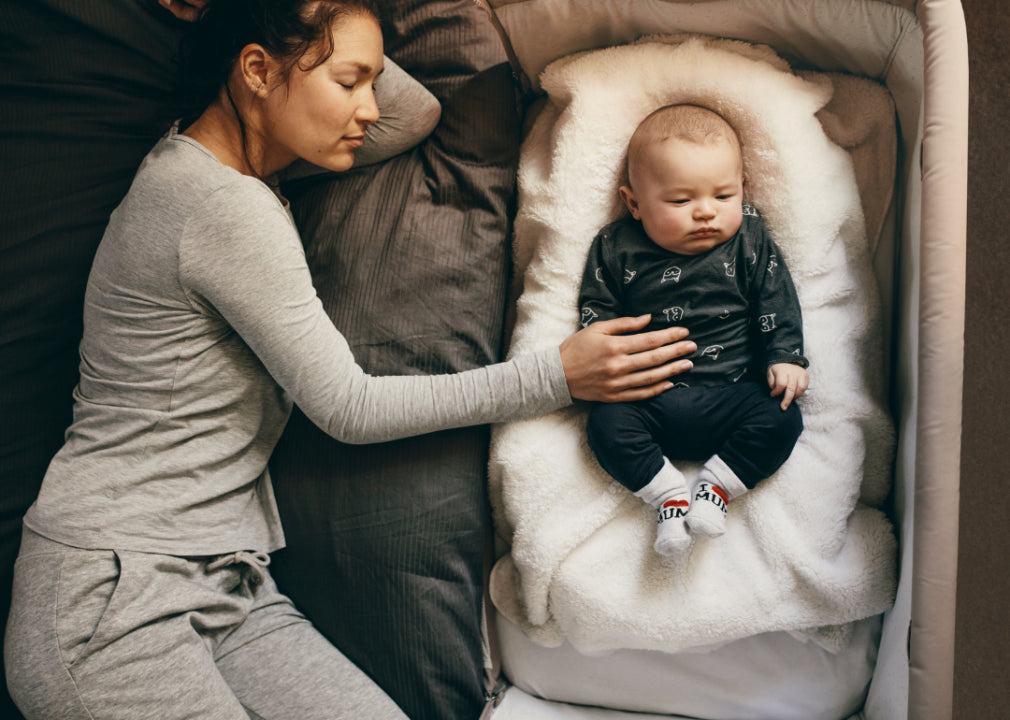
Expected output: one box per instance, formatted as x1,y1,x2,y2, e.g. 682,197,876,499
686,482,729,538
654,496,691,554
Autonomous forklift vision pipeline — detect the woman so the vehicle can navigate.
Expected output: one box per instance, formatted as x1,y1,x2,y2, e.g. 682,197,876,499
4,1,695,718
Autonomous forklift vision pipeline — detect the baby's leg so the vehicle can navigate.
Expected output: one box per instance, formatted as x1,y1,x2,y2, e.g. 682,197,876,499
687,383,804,537
586,401,691,554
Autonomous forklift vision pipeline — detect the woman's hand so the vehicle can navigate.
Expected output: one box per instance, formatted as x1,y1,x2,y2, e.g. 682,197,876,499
767,362,809,410
158,0,209,22
559,315,695,402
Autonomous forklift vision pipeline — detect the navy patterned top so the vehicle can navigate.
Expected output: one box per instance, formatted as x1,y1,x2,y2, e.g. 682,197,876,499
578,207,808,387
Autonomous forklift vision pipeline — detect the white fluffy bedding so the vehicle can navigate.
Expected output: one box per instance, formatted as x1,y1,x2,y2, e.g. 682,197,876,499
488,36,898,656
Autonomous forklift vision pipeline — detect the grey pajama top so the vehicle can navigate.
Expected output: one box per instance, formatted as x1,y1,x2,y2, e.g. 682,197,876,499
25,127,570,557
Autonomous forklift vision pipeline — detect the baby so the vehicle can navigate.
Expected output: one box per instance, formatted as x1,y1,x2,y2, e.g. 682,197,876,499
578,104,809,554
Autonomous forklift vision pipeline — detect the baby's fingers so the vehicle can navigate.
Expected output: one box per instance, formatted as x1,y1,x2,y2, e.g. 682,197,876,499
767,367,794,410
779,384,796,411
766,368,785,397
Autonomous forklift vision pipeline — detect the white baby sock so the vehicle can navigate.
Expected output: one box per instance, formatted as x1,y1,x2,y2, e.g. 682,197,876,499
635,458,692,555
686,455,748,538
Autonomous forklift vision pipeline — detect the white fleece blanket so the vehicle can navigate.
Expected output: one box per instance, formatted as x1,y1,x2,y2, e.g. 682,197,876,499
488,36,898,656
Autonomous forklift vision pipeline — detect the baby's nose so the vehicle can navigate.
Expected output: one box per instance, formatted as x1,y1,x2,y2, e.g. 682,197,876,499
694,200,716,218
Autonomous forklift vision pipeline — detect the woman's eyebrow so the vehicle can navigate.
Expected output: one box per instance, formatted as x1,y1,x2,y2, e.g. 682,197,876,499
333,61,384,77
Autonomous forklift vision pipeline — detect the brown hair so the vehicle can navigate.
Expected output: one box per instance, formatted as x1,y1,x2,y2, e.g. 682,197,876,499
177,0,381,176
179,0,382,119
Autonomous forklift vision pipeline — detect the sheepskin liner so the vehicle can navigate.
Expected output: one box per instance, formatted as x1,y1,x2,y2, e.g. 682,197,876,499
488,36,898,656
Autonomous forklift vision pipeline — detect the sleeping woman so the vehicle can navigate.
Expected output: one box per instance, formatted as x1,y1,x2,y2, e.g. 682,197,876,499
3,1,696,718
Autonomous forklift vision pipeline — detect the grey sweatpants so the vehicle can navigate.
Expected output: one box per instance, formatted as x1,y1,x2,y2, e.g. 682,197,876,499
4,528,408,720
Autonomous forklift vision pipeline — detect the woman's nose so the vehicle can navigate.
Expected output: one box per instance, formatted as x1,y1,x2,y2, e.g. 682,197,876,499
357,87,381,126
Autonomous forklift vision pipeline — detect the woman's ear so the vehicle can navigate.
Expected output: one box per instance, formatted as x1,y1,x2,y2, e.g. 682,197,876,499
619,185,641,219
237,43,271,97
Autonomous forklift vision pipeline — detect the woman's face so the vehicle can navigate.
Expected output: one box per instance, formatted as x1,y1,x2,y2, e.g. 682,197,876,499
258,12,383,175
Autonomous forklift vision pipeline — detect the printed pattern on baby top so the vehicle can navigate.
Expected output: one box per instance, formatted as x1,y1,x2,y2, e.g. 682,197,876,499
577,206,807,387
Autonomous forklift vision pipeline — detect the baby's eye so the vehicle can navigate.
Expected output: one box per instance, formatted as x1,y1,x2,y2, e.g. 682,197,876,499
669,199,690,205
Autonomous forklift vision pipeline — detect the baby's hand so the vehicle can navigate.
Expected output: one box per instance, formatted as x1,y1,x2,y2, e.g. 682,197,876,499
767,363,809,410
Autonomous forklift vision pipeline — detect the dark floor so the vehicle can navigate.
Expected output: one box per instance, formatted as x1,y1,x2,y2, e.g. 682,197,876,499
953,2,1010,719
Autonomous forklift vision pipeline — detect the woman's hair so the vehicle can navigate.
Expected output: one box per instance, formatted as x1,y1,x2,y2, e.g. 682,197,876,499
178,0,382,122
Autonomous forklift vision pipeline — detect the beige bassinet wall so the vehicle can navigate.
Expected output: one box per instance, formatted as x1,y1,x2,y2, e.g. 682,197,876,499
954,1,1010,719
481,1,985,719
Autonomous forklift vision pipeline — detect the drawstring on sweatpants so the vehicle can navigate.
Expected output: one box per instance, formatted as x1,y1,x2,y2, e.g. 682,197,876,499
206,550,271,588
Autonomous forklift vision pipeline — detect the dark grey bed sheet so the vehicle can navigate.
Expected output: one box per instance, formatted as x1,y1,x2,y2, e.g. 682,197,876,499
1,3,183,718
271,4,521,719
1,1,521,719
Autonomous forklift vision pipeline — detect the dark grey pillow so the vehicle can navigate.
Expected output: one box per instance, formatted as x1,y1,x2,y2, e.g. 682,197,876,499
269,3,521,719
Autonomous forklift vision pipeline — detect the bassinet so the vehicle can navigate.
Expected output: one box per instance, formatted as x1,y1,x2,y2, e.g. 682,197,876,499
478,1,967,719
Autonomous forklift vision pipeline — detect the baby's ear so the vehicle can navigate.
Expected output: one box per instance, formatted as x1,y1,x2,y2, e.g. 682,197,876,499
619,185,640,219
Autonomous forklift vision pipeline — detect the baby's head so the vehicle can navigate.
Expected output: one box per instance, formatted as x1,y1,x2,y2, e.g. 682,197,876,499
620,104,744,256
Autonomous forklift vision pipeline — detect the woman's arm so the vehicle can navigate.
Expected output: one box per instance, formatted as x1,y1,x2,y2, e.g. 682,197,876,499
351,57,441,167
181,182,693,444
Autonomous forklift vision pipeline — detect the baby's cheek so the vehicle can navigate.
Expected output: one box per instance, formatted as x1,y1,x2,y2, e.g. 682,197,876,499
727,208,744,234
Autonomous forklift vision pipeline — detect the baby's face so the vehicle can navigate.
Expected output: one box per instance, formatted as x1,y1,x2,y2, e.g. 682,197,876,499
621,138,744,256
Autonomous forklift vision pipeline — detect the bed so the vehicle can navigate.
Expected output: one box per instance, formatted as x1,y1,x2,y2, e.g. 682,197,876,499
0,1,967,719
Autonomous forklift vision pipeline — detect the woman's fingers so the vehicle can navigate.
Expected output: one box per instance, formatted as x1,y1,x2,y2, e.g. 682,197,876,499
586,314,653,335
592,316,691,350
595,361,693,402
590,317,695,374
559,316,696,402
603,380,679,403
623,338,696,372
159,0,208,22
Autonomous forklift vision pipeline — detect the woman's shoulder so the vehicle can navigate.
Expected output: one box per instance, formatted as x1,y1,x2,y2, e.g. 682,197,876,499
140,130,268,201
126,132,285,235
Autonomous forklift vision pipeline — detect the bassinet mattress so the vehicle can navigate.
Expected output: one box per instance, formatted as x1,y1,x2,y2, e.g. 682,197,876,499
488,36,898,657
493,613,880,720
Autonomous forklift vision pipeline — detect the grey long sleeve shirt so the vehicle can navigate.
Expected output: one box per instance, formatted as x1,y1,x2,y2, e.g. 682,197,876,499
26,128,570,556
